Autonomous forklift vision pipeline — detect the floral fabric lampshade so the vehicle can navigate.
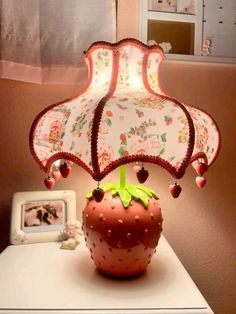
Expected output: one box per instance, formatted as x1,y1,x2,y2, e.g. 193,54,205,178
30,38,220,185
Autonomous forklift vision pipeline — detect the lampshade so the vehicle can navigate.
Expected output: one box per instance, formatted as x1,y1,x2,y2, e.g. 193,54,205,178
30,38,220,187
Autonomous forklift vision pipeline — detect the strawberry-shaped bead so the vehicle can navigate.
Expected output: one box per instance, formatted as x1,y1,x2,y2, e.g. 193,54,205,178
52,168,61,181
59,161,71,178
44,175,55,189
169,182,182,198
92,187,104,202
195,162,208,176
196,176,207,188
136,167,149,183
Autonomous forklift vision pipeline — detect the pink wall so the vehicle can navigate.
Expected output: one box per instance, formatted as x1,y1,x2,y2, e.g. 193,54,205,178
0,1,235,313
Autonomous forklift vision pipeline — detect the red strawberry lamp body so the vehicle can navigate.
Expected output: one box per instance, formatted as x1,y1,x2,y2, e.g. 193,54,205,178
82,166,163,277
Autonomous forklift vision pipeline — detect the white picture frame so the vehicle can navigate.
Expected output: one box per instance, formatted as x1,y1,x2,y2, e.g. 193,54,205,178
10,190,76,245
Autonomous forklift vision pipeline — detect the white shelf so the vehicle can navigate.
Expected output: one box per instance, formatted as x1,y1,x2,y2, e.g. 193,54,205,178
148,11,196,23
165,53,236,64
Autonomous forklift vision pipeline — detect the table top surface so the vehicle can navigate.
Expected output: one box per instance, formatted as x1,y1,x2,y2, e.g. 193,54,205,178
0,235,213,314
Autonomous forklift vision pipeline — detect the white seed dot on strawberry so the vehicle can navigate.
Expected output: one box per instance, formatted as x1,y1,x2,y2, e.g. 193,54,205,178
127,233,132,239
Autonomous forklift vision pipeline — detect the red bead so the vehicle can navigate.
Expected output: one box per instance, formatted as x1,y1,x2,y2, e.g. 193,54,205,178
169,183,182,198
59,162,71,178
44,175,55,189
195,162,208,176
136,167,149,183
92,188,104,202
196,176,207,188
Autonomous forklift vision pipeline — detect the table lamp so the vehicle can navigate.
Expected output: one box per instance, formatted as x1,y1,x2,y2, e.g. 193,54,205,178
30,38,220,277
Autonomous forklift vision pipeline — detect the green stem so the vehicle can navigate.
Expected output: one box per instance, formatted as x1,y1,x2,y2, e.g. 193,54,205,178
119,164,126,189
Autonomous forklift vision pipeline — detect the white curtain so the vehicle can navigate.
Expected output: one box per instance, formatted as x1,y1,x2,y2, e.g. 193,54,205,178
0,0,116,84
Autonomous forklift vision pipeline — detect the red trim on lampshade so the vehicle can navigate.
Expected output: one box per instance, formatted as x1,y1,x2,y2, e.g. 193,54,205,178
84,38,166,62
189,152,208,165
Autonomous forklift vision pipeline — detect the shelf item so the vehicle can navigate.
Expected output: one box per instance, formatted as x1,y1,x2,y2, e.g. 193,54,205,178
148,19,195,55
148,0,196,15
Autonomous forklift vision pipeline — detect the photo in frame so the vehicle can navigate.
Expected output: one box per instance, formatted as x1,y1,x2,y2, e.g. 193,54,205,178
148,0,195,14
10,190,76,245
148,0,177,13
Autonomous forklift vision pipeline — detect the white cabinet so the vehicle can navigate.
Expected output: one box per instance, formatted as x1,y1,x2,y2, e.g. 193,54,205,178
202,0,236,58
0,236,214,313
140,0,236,63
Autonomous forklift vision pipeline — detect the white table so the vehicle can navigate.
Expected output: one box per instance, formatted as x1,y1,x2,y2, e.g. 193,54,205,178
0,236,214,314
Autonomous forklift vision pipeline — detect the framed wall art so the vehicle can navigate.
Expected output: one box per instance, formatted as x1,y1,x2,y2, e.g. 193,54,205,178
10,190,76,245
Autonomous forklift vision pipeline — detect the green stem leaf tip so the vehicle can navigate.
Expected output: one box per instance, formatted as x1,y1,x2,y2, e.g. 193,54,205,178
86,183,159,209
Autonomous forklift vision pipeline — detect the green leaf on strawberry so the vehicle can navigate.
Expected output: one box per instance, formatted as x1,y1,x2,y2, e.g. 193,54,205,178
118,188,132,208
126,185,149,208
86,183,158,209
136,185,159,199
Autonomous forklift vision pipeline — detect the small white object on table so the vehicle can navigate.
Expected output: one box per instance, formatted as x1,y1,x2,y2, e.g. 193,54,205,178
0,235,214,314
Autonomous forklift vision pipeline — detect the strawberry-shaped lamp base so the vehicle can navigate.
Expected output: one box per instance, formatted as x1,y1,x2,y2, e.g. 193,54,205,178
82,166,163,277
